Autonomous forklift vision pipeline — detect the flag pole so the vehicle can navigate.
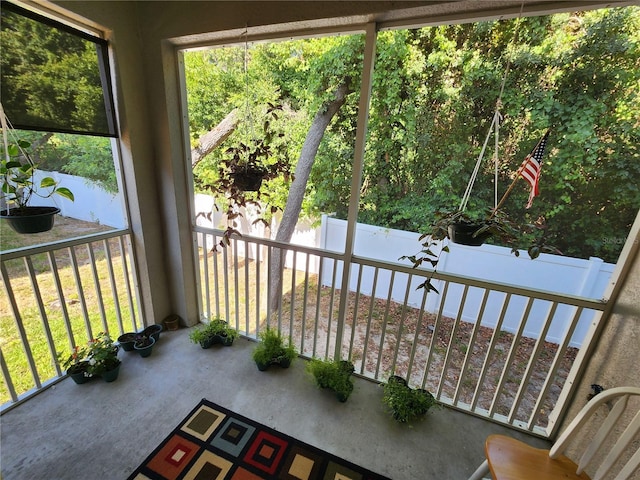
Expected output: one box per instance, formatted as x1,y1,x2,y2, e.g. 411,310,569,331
489,130,549,219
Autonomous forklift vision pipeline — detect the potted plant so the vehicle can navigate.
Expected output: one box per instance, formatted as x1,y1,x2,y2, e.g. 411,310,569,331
140,324,163,342
0,138,74,234
189,318,238,348
86,332,121,382
117,332,138,352
306,358,355,402
381,375,436,423
251,327,297,371
199,103,294,251
133,334,155,358
58,344,92,384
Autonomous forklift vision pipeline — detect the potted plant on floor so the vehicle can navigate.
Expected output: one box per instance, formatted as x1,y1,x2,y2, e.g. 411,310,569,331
189,318,239,348
86,332,121,382
251,327,297,371
306,358,355,402
381,375,436,423
58,344,92,384
133,334,155,358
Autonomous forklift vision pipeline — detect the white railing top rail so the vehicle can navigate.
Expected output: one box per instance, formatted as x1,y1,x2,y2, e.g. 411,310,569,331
0,228,132,260
193,225,607,312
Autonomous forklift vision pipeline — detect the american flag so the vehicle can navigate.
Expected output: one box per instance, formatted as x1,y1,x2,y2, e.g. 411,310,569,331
519,130,550,208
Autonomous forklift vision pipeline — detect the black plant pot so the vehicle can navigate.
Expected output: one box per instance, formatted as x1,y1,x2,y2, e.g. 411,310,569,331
232,171,264,191
0,206,60,234
447,222,491,246
118,332,138,351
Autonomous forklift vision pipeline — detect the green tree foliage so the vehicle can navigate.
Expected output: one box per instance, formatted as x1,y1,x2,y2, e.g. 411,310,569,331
185,7,638,263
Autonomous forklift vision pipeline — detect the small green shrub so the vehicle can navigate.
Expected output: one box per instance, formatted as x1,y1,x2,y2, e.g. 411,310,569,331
251,328,296,366
382,375,436,423
189,318,238,345
306,358,355,402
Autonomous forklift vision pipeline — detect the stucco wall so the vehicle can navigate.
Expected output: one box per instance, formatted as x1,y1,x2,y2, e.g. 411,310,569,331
557,216,640,476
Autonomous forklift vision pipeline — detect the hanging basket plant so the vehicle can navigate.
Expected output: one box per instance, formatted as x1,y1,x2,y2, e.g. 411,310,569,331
199,103,294,251
1,105,74,234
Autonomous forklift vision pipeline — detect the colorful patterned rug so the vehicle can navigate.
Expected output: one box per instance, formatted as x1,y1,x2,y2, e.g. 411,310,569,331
127,398,391,480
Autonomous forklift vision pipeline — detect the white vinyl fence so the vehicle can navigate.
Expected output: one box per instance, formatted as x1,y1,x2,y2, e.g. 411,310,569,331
31,171,126,228
319,216,614,348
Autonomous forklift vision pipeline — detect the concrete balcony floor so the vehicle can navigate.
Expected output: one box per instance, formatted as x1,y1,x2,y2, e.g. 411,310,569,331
1,327,549,479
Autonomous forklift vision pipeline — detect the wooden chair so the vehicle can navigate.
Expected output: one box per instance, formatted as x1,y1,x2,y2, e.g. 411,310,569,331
469,386,640,480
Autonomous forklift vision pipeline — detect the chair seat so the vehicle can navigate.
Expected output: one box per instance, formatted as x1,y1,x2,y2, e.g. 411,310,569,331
485,434,592,480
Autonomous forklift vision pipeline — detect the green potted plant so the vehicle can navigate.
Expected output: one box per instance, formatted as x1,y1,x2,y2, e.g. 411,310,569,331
198,103,294,251
0,138,74,234
189,318,238,348
58,344,92,384
381,375,436,423
306,358,355,402
86,332,121,382
251,327,297,371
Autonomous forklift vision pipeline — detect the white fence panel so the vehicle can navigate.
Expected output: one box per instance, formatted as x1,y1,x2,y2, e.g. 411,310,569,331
319,216,614,348
32,171,126,228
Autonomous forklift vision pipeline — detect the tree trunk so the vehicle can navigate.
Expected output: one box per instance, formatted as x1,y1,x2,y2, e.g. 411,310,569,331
268,80,352,314
191,109,239,168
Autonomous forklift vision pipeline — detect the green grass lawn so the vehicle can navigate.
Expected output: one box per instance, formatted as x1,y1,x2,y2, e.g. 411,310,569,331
1,217,137,404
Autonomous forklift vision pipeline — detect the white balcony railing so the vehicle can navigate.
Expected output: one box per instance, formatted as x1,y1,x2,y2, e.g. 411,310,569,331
194,226,607,437
0,229,143,410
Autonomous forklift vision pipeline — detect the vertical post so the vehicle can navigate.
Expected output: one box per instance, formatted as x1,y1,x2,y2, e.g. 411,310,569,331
334,23,377,360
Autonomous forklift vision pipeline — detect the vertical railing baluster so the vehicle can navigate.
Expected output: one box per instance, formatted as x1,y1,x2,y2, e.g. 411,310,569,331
324,259,339,359
529,306,584,431
389,273,413,378
289,250,297,343
103,239,125,333
300,253,311,355
119,236,138,329
422,280,450,391
348,263,363,363
68,246,93,339
454,288,489,405
489,297,535,418
406,287,429,384
254,240,261,338
1,262,41,389
312,255,324,358
47,252,75,349
508,301,559,424
374,270,395,380
200,231,210,321
437,284,470,399
360,266,379,376
24,256,61,376
86,243,109,332
125,234,144,328
471,292,512,411
0,348,18,402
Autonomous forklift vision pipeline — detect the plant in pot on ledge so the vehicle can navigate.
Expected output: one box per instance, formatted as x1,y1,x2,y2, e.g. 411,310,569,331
198,103,294,251
1,108,74,234
306,358,355,402
0,138,74,234
189,317,239,348
86,332,121,382
251,327,297,371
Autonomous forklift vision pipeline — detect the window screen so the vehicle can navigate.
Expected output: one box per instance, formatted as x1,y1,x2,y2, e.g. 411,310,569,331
0,1,117,137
